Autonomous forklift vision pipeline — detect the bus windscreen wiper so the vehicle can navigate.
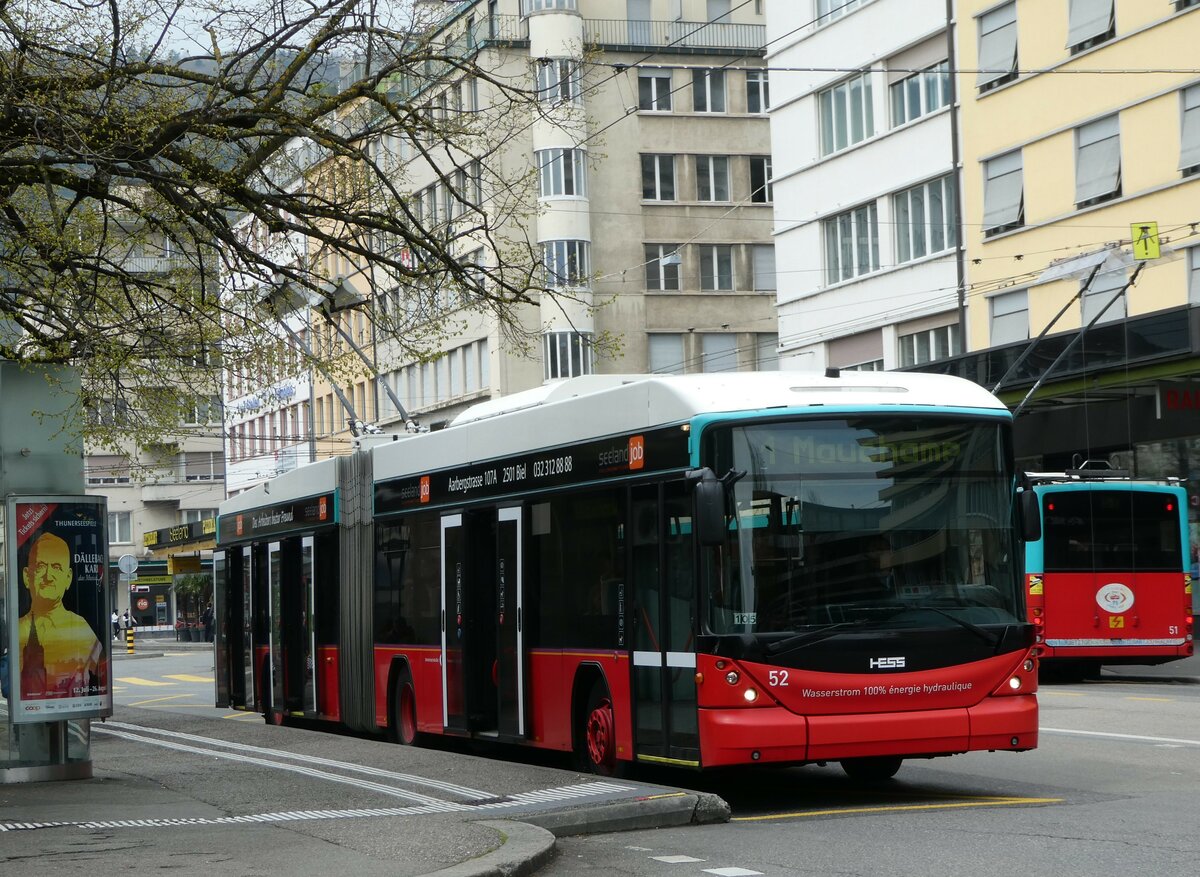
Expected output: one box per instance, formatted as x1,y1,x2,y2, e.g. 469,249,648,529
895,605,1001,648
764,621,879,657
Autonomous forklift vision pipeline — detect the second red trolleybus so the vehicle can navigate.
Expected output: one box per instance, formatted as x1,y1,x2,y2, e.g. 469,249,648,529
214,371,1040,779
1024,468,1193,679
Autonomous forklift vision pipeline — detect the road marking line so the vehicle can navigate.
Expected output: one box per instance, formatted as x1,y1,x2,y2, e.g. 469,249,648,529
1040,691,1086,697
653,855,705,863
1125,696,1173,702
115,677,175,687
1042,727,1200,746
165,674,214,683
101,721,494,800
223,713,261,721
130,695,193,707
703,868,763,876
732,797,1061,821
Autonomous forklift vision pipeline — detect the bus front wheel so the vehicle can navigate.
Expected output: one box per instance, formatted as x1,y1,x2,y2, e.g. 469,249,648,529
840,756,903,781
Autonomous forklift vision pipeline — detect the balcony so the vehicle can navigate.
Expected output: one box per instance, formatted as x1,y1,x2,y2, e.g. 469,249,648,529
581,19,765,54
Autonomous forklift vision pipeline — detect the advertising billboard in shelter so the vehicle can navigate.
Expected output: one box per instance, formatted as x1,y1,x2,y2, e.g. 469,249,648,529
4,496,112,723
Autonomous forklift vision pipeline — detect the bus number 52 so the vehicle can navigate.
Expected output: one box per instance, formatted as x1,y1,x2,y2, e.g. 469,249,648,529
768,670,789,687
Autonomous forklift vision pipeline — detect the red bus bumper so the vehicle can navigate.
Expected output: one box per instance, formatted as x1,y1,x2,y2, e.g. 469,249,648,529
697,695,1038,768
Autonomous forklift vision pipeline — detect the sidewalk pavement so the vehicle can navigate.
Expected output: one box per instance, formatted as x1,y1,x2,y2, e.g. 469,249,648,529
1,699,730,877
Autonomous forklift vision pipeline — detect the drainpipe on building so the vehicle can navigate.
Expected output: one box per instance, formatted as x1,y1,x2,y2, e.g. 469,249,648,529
946,0,968,349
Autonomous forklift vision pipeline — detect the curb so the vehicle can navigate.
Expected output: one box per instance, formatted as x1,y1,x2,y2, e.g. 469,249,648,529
420,820,557,877
522,791,730,837
418,792,730,877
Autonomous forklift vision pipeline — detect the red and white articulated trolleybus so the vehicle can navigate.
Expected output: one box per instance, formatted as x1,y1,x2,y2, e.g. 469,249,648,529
215,371,1040,779
1024,469,1193,679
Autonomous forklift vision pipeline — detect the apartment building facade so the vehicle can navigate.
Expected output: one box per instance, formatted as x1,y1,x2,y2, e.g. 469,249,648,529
767,0,962,373
944,0,1200,481
293,0,779,441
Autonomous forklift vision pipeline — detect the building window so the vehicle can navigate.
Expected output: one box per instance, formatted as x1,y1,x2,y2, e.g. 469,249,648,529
692,69,726,113
522,0,578,11
639,69,673,111
181,509,218,525
898,323,961,367
1076,114,1121,207
817,0,866,24
185,451,224,482
641,154,676,200
756,334,778,370
544,331,593,380
645,244,681,290
752,245,776,290
819,72,874,156
701,334,738,373
843,359,884,371
86,455,131,485
698,244,734,290
542,240,590,287
695,155,730,201
1178,0,1200,10
1067,0,1114,54
749,156,772,203
535,58,581,105
649,334,685,374
1082,268,1127,324
983,150,1023,236
707,0,731,20
108,511,132,544
1181,84,1200,175
182,395,221,425
823,203,880,284
890,60,950,126
894,175,957,264
537,148,587,197
746,70,769,113
990,289,1029,345
977,2,1018,92
1190,247,1200,303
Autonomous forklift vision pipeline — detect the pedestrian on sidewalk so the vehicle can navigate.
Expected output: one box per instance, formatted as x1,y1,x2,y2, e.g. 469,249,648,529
111,610,120,640
201,603,214,643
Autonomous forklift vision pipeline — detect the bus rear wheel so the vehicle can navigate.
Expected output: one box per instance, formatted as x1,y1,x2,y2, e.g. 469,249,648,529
578,682,619,776
840,756,903,781
389,668,421,746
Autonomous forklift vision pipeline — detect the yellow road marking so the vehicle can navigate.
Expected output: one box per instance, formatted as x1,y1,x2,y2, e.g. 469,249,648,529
166,674,214,683
116,677,175,687
733,797,1062,822
1039,691,1086,697
1126,696,1173,702
130,694,193,707
224,712,261,721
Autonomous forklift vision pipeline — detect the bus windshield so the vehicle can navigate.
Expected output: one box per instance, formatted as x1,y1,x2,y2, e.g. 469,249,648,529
1042,489,1183,572
702,415,1022,636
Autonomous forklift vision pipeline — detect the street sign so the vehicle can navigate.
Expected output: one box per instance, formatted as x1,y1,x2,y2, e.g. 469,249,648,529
1131,222,1160,260
117,553,139,575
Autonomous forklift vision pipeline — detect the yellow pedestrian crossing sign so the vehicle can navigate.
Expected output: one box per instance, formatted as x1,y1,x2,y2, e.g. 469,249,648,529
1131,222,1160,260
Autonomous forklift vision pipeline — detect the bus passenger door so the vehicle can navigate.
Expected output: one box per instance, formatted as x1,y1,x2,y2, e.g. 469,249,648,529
631,483,700,767
213,550,230,707
267,541,283,717
275,536,313,716
441,514,467,732
232,545,255,710
496,507,525,737
300,536,317,715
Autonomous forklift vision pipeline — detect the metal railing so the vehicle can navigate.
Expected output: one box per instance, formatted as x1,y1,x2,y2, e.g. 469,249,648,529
581,18,765,52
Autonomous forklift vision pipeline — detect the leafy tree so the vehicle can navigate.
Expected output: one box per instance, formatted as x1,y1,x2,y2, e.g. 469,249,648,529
0,0,549,449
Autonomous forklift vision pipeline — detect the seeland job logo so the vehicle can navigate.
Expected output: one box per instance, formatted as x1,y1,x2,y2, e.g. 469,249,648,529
1096,582,1134,613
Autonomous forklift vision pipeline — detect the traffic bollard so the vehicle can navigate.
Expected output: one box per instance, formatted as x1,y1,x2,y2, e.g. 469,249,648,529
125,627,134,655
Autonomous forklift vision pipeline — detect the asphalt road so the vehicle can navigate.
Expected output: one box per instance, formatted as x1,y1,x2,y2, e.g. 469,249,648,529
543,674,1200,876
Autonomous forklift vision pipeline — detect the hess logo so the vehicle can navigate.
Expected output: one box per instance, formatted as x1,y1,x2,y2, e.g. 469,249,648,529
869,656,906,669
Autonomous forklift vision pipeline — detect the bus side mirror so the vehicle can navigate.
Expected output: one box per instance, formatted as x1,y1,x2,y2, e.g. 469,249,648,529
689,468,727,547
1019,490,1041,543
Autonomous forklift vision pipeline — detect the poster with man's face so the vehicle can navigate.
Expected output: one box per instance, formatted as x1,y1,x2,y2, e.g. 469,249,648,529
5,496,112,723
